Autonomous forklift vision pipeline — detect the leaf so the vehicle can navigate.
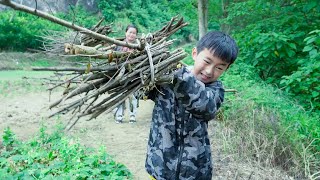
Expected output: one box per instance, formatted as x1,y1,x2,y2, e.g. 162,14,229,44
276,42,283,49
306,37,316,45
303,1,317,12
48,151,54,160
312,91,319,98
288,43,296,50
303,46,313,52
262,52,269,58
49,161,65,170
85,63,91,74
252,60,259,66
2,128,15,146
286,49,295,57
11,155,28,162
255,51,263,58
309,49,318,58
0,157,8,166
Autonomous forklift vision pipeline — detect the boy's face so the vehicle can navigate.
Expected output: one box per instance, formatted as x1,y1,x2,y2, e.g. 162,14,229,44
191,48,229,83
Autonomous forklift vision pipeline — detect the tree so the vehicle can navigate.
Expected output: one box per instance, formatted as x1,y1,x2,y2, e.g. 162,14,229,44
198,0,208,39
221,0,320,112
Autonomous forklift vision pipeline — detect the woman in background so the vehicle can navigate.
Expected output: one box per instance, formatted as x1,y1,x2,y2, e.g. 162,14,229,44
114,24,139,124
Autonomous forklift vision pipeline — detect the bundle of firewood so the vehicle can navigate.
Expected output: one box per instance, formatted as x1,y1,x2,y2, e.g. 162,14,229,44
31,16,188,129
0,0,189,129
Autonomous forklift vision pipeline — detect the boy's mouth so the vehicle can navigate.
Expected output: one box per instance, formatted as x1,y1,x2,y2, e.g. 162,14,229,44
201,73,211,79
199,73,211,82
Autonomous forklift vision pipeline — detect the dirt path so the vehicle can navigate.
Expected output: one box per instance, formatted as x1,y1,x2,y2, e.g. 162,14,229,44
0,91,291,179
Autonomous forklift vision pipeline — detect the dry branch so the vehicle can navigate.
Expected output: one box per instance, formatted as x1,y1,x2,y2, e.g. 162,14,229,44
42,19,187,129
0,0,192,129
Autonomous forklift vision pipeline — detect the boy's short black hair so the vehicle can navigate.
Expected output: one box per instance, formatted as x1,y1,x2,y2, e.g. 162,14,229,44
196,31,238,65
126,24,138,33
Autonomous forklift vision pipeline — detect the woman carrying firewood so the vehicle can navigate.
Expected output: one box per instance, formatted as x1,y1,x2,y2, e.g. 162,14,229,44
114,24,139,124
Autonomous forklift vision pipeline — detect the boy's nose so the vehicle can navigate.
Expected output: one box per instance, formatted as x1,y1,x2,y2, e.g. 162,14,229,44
204,67,213,77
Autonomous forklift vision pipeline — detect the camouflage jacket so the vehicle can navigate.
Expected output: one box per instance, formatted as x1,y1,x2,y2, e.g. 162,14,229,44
145,67,225,180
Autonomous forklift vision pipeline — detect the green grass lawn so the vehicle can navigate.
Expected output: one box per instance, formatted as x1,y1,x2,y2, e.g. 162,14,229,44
0,70,54,80
0,70,56,97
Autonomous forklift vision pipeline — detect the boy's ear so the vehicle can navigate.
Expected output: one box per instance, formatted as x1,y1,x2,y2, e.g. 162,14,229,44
191,47,197,61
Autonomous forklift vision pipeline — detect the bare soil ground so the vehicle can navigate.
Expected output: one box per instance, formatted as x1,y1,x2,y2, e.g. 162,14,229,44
0,91,293,180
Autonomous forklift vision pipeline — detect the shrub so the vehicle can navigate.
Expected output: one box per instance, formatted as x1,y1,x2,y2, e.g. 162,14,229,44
0,10,63,51
0,7,99,51
0,126,132,179
280,30,320,113
218,62,320,178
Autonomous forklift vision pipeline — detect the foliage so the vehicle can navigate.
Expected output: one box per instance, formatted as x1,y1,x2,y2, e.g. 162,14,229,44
98,0,222,43
98,0,177,37
0,0,224,49
222,0,320,113
0,10,63,51
180,43,194,65
219,62,320,177
0,126,132,179
0,6,99,51
0,78,43,98
55,5,100,29
280,30,320,112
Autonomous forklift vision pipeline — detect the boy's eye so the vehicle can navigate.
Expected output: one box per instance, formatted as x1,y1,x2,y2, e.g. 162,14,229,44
203,59,210,64
216,67,224,71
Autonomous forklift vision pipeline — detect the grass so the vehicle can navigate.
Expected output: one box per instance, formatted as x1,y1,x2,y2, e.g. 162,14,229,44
0,52,88,70
0,71,54,80
216,62,320,179
0,126,132,179
0,52,86,97
0,71,55,97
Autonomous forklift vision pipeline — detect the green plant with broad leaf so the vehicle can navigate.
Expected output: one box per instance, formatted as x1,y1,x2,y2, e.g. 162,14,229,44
0,125,132,179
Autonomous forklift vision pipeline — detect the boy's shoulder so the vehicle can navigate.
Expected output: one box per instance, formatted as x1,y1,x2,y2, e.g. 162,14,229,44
186,65,193,71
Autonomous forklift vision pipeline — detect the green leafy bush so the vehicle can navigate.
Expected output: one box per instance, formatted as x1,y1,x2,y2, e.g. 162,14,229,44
223,0,320,113
280,30,320,112
55,5,99,29
98,0,215,43
0,7,99,51
0,126,132,179
0,10,63,51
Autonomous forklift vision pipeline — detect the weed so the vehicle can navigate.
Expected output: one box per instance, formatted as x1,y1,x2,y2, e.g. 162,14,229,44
216,63,320,178
0,125,132,179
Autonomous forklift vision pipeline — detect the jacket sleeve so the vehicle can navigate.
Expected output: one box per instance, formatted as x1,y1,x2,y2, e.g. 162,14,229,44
173,67,224,121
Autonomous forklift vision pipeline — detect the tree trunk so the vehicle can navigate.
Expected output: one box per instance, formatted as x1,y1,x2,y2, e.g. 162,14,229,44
198,0,208,39
220,0,231,33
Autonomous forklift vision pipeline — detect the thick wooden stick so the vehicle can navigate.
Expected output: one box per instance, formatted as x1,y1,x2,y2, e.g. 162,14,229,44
32,66,117,72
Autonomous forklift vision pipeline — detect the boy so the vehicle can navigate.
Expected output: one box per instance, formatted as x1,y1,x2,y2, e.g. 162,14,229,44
145,31,238,179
